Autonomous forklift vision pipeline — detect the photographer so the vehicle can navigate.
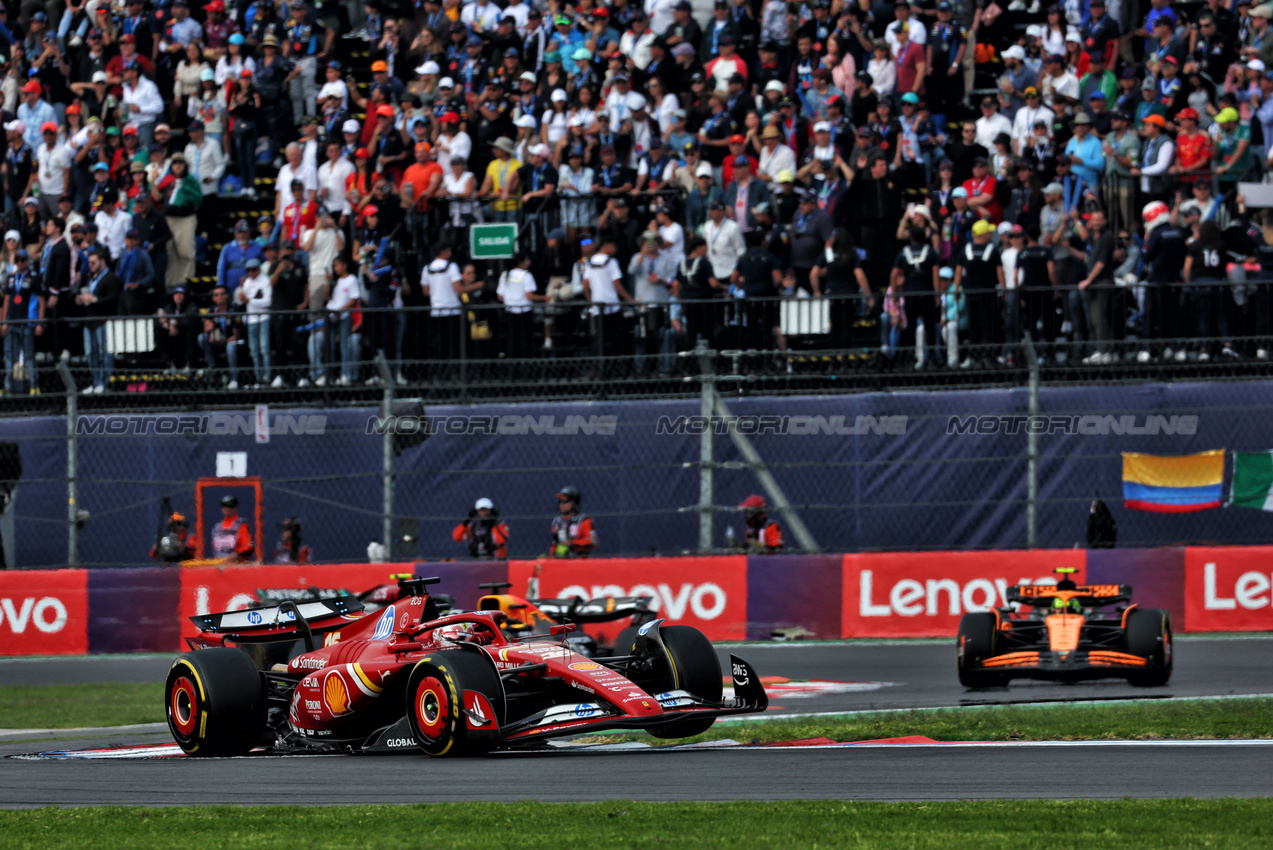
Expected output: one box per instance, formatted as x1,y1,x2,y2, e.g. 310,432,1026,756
451,497,510,559
300,206,345,312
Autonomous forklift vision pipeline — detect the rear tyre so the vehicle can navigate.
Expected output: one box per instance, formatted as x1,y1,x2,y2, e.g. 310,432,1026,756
647,625,722,739
1125,608,1172,687
405,649,505,757
166,648,267,757
957,612,1010,689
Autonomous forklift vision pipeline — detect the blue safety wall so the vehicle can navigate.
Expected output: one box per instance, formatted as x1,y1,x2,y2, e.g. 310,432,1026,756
4,380,1273,567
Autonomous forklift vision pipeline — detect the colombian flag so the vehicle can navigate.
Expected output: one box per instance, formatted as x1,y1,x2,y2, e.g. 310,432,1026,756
1122,450,1225,513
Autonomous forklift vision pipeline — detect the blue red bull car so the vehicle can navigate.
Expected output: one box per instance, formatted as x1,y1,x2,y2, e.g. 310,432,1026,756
956,571,1172,689
166,577,766,757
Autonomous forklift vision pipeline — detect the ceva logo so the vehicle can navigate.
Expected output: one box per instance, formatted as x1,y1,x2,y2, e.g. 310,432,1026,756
0,597,69,634
556,583,727,620
1202,562,1273,610
858,570,1057,617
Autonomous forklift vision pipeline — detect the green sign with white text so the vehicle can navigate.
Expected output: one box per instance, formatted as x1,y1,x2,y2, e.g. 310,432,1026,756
469,223,518,259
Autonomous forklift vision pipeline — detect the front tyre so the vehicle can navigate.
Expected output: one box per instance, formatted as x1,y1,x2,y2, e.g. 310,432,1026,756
1126,608,1172,687
648,625,722,739
166,648,267,756
406,650,504,757
957,612,1009,689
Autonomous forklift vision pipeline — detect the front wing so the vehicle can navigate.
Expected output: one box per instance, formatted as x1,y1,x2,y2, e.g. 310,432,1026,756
976,648,1155,681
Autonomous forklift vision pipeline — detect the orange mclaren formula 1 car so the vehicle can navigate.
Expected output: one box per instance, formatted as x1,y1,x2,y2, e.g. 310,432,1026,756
956,569,1172,689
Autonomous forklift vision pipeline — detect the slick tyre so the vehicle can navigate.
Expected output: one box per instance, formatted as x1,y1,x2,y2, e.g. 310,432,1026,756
957,612,1009,689
648,625,722,739
406,649,505,757
166,648,267,757
1125,608,1173,687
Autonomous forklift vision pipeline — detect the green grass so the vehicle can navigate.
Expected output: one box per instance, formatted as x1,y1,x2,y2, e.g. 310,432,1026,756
2,801,1272,849
4,681,1273,744
602,697,1273,747
0,683,164,729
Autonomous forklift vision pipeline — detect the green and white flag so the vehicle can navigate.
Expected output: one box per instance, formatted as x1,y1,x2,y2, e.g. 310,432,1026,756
1231,451,1273,510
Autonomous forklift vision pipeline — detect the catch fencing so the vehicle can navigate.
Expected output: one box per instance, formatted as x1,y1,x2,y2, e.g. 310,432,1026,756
3,349,1273,569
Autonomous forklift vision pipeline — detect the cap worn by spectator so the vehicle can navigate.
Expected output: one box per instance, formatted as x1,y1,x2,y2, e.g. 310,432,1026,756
1216,107,1240,123
376,105,394,118
951,187,968,198
696,162,713,178
1002,45,1025,60
494,137,517,154
971,220,995,237
672,43,695,57
515,114,537,129
1073,112,1092,125
1142,113,1167,127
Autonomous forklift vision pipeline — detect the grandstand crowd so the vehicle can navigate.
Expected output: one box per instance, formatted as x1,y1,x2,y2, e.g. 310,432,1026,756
3,0,1273,392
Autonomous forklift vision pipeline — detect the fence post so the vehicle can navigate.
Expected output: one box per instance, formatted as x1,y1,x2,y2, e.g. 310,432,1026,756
696,339,714,553
57,361,79,567
1023,332,1039,549
376,354,394,555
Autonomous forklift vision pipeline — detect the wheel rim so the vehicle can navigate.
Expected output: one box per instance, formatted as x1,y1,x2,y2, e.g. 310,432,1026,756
414,676,448,741
170,676,197,736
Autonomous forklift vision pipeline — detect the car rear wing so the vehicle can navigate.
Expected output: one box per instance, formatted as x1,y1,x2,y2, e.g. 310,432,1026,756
255,587,354,605
189,596,364,643
532,595,655,623
1006,584,1133,607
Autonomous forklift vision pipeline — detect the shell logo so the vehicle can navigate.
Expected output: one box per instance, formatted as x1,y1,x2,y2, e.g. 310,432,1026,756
569,661,602,672
324,671,351,715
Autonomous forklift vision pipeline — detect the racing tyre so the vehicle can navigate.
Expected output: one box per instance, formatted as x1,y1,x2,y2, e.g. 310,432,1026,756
1125,608,1172,687
166,648,267,757
406,649,505,757
957,612,1009,689
648,625,722,739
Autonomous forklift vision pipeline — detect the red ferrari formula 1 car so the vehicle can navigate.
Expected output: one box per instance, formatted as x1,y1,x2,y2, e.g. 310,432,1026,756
956,569,1172,689
167,577,766,757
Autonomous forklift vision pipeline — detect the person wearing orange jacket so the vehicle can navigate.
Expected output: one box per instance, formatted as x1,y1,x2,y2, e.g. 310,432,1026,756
211,494,255,562
740,494,783,553
453,497,510,559
549,485,595,558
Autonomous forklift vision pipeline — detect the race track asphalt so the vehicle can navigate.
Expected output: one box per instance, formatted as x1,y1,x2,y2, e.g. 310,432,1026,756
5,637,1271,714
3,637,1272,806
2,736,1272,805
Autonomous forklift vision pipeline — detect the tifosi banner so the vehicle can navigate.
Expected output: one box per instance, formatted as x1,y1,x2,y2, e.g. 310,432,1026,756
507,557,748,641
841,550,1087,638
0,569,89,656
1183,546,1273,632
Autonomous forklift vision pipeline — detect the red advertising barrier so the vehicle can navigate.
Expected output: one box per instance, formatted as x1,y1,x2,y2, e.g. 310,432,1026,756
841,550,1087,638
0,569,89,656
1183,545,1273,633
508,557,748,642
178,563,416,646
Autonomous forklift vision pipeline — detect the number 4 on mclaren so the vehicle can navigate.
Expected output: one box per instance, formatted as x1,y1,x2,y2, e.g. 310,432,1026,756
165,576,767,757
956,568,1172,689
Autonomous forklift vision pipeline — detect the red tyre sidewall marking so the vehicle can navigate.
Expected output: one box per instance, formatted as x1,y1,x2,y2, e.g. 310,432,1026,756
170,676,198,737
415,676,448,741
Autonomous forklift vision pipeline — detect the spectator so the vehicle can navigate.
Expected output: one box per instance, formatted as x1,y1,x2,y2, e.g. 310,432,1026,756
75,247,121,394
157,284,198,372
155,153,201,289
117,228,155,315
34,120,69,222
1,249,42,395
496,252,544,360
200,283,244,387
236,256,274,388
